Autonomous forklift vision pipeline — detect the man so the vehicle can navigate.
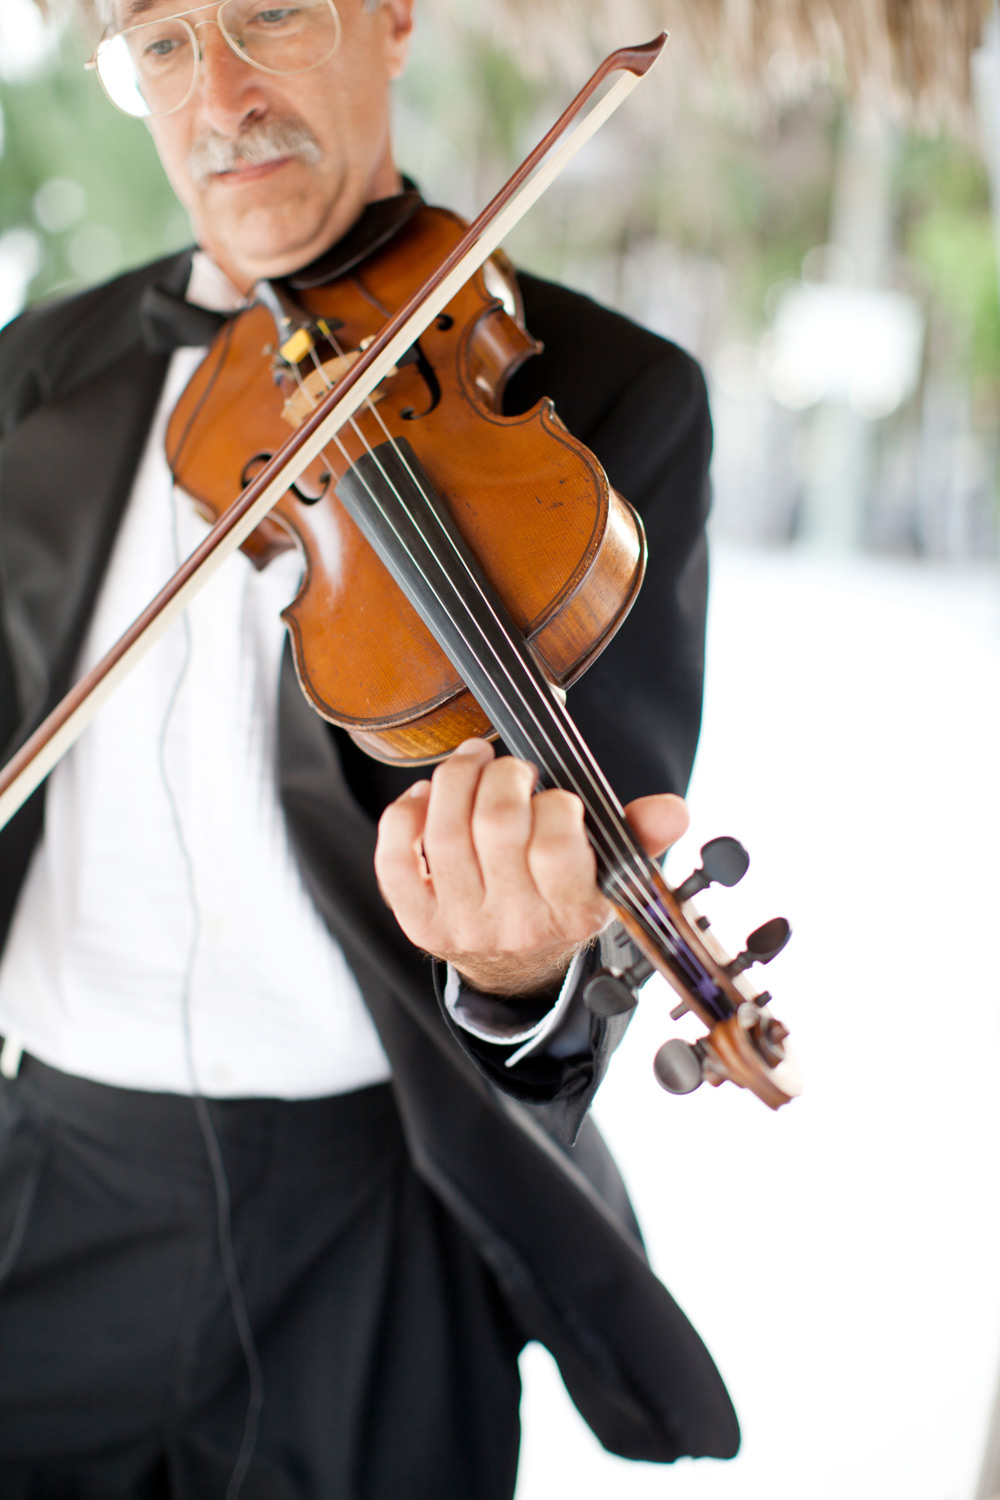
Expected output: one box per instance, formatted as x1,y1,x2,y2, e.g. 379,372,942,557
0,0,739,1494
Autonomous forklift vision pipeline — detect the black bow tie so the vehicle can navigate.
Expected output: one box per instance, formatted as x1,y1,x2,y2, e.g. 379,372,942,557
139,285,236,352
139,187,425,354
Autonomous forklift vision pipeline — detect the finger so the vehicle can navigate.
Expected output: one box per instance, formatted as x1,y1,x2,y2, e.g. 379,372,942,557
374,780,437,932
469,755,538,900
623,793,690,859
525,789,609,941
419,738,494,910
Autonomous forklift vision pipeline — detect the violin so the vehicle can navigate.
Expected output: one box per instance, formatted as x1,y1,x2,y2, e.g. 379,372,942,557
166,203,645,766
0,37,800,1109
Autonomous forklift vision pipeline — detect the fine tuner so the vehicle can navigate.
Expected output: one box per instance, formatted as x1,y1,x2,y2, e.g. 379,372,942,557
583,837,799,1107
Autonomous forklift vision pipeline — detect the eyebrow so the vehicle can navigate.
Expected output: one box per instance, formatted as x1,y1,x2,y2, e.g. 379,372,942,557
121,0,181,21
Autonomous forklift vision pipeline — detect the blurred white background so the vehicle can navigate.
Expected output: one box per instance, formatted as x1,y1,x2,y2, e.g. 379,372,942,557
517,544,1000,1498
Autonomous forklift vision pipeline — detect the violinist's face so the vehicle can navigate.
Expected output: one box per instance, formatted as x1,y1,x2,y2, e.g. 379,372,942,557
118,0,415,293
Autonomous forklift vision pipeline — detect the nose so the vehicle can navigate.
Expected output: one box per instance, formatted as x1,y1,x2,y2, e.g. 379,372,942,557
192,18,270,133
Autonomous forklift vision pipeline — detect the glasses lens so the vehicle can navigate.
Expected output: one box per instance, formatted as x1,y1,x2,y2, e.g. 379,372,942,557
218,0,341,76
96,21,196,119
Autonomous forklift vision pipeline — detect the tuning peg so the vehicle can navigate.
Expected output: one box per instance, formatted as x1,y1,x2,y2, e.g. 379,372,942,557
726,917,791,978
674,837,750,903
583,969,639,1018
608,929,654,987
653,1038,705,1095
584,934,658,1018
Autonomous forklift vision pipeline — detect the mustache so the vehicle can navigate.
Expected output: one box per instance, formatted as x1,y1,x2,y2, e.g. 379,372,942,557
188,118,322,183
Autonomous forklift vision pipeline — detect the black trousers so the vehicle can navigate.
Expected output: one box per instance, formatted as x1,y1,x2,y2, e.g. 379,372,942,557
0,1058,523,1499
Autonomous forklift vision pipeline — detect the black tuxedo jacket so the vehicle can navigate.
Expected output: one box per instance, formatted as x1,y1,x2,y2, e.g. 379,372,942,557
0,247,739,1462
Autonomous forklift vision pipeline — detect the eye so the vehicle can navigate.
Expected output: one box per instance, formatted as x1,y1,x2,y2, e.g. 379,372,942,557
253,7,299,23
143,34,185,59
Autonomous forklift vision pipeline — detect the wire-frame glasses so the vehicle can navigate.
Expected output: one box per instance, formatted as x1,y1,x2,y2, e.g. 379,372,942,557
86,1,342,119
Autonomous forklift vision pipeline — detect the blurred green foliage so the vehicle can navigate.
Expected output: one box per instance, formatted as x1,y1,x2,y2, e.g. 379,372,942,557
0,25,187,306
897,136,1000,385
2,4,998,447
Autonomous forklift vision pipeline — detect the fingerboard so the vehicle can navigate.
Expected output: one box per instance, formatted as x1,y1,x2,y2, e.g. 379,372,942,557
336,438,728,1017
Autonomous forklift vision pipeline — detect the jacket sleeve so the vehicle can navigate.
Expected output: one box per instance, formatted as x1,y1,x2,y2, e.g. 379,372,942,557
431,929,639,1145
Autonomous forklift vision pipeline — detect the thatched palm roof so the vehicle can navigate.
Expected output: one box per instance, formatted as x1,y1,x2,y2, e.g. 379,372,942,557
467,0,985,126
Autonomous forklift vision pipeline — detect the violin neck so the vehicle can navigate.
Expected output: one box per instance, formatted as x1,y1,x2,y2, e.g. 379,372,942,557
336,436,738,1027
335,438,654,907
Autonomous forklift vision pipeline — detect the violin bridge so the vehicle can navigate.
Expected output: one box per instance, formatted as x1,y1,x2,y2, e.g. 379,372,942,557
280,347,400,429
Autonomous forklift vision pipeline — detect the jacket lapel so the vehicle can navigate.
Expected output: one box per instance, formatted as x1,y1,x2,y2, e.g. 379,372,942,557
0,255,191,756
0,347,170,752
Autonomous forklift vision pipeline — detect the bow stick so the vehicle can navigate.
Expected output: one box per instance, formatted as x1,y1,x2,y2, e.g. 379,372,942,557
0,36,667,830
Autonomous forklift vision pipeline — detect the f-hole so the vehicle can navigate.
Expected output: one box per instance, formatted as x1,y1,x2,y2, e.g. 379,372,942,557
240,451,331,505
398,330,447,421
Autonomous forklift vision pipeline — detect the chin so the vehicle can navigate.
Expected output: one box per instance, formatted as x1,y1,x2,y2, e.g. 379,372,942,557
196,173,360,287
203,214,331,287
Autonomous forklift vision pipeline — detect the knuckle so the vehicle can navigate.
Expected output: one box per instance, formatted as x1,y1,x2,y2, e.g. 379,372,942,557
505,756,539,788
372,843,406,887
481,756,536,800
422,821,466,860
373,822,399,864
537,787,584,818
533,790,586,846
377,798,408,832
534,822,596,874
431,756,458,784
471,801,525,846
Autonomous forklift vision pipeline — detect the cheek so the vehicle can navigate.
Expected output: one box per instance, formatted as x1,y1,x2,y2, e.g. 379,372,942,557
147,120,199,208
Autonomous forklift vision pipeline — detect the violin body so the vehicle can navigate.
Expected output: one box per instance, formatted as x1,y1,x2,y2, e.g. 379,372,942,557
167,206,646,764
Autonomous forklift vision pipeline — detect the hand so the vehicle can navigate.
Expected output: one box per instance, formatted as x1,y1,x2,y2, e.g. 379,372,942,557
374,738,689,997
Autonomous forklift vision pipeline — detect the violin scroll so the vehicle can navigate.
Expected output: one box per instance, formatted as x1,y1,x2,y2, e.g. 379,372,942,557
586,836,800,1110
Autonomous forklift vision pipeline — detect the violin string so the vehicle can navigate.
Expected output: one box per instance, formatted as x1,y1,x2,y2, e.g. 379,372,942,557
286,339,674,946
287,343,673,949
289,350,657,927
286,364,678,963
330,364,677,937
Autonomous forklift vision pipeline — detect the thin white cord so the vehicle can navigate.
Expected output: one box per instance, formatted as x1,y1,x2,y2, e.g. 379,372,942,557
158,485,265,1500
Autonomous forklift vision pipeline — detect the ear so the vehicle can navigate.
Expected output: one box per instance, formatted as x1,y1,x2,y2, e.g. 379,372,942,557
379,0,415,79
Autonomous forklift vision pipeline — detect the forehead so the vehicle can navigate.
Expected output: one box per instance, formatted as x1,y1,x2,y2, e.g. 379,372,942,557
114,0,254,27
115,0,194,23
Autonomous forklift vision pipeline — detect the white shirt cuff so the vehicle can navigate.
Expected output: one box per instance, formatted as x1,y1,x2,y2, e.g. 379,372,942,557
444,949,589,1069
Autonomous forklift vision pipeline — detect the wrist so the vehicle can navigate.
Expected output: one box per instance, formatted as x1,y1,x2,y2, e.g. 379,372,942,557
452,948,580,1001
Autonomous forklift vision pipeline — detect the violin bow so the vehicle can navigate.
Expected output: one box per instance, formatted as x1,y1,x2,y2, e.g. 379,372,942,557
0,37,667,832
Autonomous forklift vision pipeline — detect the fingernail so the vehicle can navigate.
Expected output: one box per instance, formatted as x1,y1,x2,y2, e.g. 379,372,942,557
407,780,432,797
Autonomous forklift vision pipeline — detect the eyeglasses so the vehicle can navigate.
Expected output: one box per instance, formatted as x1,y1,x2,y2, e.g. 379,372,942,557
86,1,342,119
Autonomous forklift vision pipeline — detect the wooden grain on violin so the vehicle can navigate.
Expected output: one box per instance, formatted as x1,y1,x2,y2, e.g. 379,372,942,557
167,206,646,764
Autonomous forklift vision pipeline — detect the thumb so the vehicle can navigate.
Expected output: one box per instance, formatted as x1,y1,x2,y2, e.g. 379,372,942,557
623,793,690,860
